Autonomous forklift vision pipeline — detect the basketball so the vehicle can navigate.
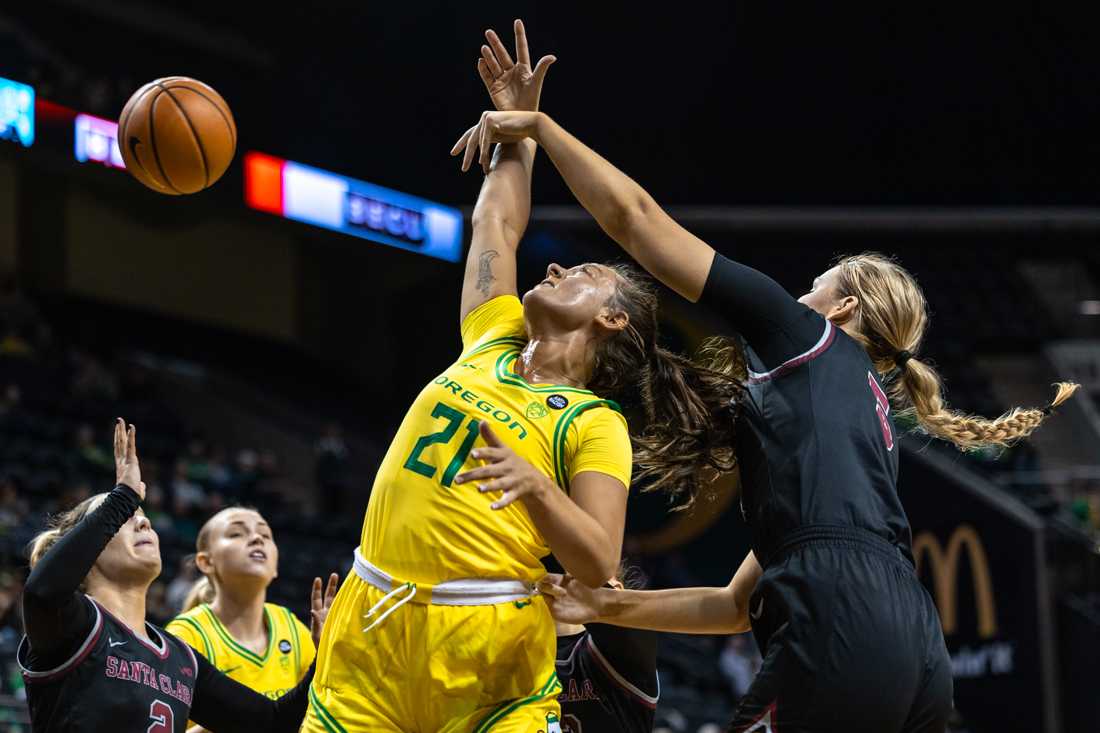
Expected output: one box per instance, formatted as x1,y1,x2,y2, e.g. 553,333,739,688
117,76,236,195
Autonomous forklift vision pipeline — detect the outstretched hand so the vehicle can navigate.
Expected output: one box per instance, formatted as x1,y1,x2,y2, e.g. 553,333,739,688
478,19,556,113
113,418,146,500
537,573,603,625
451,110,542,174
310,573,340,648
454,421,552,509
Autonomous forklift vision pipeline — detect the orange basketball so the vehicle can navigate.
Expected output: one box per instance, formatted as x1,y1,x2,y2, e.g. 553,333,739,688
117,77,237,195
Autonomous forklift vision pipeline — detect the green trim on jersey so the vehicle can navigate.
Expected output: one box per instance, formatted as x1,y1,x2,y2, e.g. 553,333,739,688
494,350,596,396
201,604,275,667
282,606,302,673
175,615,216,667
308,685,348,733
552,399,623,491
472,673,561,733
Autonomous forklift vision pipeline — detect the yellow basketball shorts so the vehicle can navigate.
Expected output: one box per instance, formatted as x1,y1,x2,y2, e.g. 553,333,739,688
303,570,562,733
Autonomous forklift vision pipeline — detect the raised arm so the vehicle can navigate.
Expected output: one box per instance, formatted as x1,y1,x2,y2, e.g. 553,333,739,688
540,551,763,635
458,21,555,323
22,420,145,665
459,142,534,324
454,111,824,363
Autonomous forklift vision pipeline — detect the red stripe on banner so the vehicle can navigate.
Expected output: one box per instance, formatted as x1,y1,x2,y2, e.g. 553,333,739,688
244,151,286,215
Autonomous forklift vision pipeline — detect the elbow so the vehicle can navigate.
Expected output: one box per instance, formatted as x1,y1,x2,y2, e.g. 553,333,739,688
571,555,619,589
470,212,522,247
603,196,655,249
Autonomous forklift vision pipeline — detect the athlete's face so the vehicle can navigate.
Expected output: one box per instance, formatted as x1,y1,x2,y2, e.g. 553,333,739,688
798,266,858,325
198,508,278,589
522,262,624,332
94,507,162,585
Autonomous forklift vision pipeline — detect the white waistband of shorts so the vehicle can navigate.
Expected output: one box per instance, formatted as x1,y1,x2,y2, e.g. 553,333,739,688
353,548,534,606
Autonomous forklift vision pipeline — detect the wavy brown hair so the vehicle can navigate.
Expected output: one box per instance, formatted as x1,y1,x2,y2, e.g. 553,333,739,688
588,264,745,508
834,252,1078,449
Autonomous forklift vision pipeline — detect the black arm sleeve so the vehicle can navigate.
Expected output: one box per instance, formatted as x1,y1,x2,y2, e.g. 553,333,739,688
189,654,314,733
22,484,141,667
699,253,827,369
585,623,658,697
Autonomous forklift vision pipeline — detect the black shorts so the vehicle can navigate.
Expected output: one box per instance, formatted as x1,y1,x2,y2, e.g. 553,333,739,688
729,527,952,733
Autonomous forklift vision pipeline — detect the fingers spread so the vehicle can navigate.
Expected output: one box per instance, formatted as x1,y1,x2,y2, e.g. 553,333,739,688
514,19,531,67
480,44,502,78
485,29,515,69
477,58,494,90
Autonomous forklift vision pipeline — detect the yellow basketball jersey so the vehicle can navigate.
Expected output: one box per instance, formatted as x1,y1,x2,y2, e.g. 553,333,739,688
360,295,632,586
167,602,315,699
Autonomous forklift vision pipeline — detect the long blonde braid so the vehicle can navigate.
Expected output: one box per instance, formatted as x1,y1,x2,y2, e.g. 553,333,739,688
834,253,1078,450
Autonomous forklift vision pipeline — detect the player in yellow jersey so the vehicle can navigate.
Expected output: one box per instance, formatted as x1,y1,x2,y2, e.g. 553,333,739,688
166,507,338,732
304,20,742,733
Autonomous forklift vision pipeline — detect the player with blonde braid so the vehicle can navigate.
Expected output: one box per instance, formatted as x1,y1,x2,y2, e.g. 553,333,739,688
831,252,1076,448
457,102,1081,732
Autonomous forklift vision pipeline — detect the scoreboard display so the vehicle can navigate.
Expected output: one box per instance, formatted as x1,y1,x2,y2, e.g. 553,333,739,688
245,152,463,262
0,77,34,147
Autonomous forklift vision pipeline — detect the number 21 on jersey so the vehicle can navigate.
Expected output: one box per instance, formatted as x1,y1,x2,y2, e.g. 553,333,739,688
403,402,481,487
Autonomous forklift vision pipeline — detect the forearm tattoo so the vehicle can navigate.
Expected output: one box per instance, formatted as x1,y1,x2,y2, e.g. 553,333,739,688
477,250,500,296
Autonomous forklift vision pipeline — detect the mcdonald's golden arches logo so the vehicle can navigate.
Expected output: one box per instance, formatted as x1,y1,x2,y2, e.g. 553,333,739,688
913,524,998,639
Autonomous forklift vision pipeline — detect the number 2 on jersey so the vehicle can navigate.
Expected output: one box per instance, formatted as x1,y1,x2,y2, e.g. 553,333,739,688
147,699,174,733
403,402,481,487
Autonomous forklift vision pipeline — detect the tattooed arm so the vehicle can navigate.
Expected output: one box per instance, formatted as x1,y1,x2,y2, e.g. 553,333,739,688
458,139,536,323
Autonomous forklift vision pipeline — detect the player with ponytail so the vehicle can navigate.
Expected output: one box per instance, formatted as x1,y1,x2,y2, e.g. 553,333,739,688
168,508,332,733
455,42,1079,732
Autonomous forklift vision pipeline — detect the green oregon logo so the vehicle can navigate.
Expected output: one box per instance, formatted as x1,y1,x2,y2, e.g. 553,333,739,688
526,401,549,419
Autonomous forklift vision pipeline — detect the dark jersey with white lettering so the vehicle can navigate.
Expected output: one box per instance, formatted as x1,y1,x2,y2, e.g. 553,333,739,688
19,597,197,732
556,624,658,733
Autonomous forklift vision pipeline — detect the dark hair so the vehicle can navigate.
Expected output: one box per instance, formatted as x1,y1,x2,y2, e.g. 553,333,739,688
588,264,745,508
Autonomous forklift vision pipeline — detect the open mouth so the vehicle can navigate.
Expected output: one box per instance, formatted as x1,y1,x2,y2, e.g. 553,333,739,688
249,550,268,562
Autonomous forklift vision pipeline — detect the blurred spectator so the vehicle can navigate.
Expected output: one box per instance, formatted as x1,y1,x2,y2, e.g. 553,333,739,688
184,436,211,484
70,350,119,403
142,483,174,534
74,424,113,475
316,423,350,513
171,459,206,513
205,448,235,495
719,634,761,700
166,558,198,614
146,580,172,626
0,478,29,535
57,481,92,512
0,384,21,417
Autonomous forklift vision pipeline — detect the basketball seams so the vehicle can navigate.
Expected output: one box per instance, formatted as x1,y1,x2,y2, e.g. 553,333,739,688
161,80,236,151
118,84,170,193
156,84,210,189
147,90,182,194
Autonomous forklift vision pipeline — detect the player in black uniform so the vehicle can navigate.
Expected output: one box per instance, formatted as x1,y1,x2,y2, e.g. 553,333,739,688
456,102,1078,732
556,577,658,733
18,419,339,732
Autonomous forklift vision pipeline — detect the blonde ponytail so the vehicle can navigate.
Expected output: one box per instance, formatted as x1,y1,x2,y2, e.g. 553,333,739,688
181,575,216,612
834,253,1079,451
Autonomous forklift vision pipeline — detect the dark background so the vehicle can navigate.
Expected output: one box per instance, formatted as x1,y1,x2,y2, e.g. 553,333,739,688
1,4,1099,731
7,1,1100,208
